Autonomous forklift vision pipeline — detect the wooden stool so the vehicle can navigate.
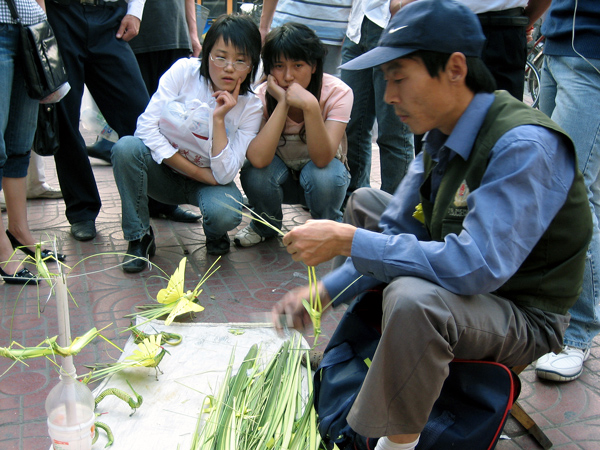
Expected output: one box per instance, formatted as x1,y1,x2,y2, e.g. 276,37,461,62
510,364,553,449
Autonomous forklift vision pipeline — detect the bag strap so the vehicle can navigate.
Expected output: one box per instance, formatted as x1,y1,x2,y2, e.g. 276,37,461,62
5,0,22,23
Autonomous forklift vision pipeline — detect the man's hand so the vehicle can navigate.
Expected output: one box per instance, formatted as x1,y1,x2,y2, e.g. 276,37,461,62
271,283,331,332
190,35,202,57
283,220,356,266
116,14,141,41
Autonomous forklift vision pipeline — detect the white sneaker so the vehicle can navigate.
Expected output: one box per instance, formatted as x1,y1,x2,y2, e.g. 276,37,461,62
234,225,266,247
535,346,591,382
27,186,63,199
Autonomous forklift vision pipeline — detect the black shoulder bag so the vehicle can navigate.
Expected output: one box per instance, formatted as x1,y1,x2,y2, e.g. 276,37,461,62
6,0,68,100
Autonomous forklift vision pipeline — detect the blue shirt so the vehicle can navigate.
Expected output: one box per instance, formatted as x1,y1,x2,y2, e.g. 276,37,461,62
542,0,600,60
324,93,576,306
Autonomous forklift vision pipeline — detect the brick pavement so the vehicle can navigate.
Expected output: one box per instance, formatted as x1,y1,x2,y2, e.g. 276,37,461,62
0,135,598,449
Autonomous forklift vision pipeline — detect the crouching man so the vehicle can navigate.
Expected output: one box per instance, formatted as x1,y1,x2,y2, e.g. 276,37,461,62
271,1,592,449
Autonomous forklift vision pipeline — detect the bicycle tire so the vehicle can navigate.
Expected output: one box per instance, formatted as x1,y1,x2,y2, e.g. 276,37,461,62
524,59,541,109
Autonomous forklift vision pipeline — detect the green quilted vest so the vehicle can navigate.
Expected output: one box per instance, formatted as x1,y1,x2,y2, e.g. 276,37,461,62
421,91,591,314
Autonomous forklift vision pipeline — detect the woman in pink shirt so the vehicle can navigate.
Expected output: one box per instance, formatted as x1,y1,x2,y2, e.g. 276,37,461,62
235,23,353,247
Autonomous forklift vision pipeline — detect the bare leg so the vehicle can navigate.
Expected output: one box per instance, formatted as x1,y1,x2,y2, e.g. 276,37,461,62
0,204,26,275
3,177,37,250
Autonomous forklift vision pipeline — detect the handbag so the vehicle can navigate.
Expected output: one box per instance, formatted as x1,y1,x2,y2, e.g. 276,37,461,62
6,0,69,101
313,289,521,450
33,104,60,156
275,133,349,172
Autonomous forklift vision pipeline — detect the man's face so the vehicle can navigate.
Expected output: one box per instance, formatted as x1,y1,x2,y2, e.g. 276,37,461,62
382,56,456,135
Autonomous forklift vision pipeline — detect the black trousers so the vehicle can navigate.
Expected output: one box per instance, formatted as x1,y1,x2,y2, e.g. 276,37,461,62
46,2,149,224
134,48,191,216
479,21,527,101
135,48,190,97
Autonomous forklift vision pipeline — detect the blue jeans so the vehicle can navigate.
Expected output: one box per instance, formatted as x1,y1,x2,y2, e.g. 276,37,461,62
112,136,242,241
341,17,414,198
240,156,350,237
323,43,342,77
0,23,37,189
540,54,600,350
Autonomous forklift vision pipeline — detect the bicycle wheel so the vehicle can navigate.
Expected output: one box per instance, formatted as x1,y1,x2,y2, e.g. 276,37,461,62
524,59,541,109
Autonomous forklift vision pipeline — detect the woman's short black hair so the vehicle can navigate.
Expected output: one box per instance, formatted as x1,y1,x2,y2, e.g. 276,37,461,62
262,22,327,116
410,50,497,94
200,14,261,95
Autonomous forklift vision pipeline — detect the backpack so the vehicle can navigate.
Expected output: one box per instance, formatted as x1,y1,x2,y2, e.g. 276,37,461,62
313,289,521,450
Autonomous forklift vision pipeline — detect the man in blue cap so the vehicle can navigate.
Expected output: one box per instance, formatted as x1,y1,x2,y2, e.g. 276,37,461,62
271,0,592,448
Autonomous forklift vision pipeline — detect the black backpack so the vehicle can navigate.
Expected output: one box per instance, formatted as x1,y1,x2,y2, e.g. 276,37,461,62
313,289,521,450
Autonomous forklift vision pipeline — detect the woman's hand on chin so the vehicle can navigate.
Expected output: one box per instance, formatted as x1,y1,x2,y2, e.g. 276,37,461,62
266,75,287,103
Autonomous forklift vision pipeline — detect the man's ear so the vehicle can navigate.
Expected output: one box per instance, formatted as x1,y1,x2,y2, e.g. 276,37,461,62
445,52,468,84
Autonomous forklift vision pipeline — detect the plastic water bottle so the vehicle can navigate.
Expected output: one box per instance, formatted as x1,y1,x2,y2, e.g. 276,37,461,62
45,365,95,450
99,124,119,143
46,276,95,450
80,107,106,135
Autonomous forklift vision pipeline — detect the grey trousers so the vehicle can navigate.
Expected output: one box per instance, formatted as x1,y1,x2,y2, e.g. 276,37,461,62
343,188,570,437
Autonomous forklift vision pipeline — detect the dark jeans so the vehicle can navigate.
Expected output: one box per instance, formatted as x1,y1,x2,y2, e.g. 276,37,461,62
341,17,414,200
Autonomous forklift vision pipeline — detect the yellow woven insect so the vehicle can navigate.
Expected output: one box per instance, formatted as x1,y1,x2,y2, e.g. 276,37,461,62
156,258,205,326
129,257,218,327
124,334,166,367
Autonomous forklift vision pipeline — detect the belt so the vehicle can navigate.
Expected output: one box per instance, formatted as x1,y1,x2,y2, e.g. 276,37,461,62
477,7,529,27
52,0,119,7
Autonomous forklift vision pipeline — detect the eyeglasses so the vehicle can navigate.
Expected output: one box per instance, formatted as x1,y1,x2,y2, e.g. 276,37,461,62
209,54,251,71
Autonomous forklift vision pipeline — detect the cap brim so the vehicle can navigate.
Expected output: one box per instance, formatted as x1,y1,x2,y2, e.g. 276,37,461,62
339,46,416,71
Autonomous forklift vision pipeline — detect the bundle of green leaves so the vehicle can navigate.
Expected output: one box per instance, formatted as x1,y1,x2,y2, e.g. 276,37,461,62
191,335,326,450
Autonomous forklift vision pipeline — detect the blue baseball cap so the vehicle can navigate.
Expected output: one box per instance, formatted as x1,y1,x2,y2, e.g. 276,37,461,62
340,0,486,71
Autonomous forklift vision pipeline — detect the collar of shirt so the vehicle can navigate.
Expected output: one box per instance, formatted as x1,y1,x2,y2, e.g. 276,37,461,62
424,92,495,164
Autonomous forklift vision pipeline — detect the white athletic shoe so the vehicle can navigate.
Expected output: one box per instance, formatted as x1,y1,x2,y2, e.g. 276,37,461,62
234,225,266,247
535,346,591,382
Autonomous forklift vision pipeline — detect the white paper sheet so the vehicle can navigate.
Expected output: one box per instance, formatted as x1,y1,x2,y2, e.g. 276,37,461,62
89,320,308,449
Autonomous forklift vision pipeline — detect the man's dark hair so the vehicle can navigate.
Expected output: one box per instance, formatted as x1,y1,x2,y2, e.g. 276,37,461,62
411,50,496,93
200,14,261,95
